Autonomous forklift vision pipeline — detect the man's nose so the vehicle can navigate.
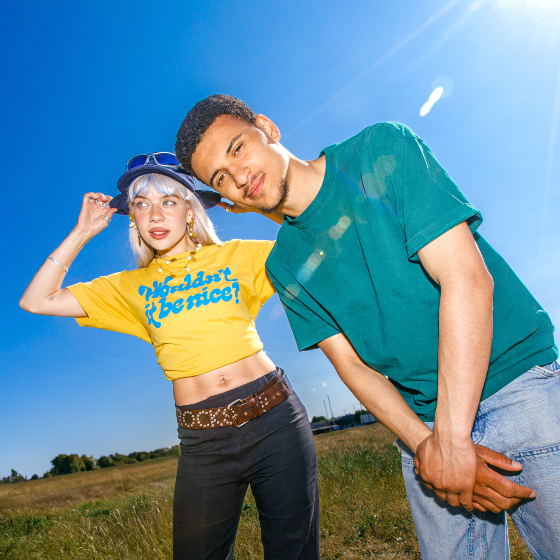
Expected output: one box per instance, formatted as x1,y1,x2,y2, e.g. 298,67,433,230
232,166,251,189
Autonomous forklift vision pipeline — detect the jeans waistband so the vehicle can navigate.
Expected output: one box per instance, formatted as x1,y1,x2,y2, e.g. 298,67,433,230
176,368,283,410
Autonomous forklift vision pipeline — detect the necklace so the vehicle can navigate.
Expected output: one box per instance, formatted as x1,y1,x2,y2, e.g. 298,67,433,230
152,243,225,278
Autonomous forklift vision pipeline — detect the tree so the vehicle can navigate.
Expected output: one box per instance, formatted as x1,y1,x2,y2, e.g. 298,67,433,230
110,454,138,466
149,447,172,459
51,454,86,476
98,456,112,468
352,409,368,423
81,455,98,471
30,474,39,480
1,469,27,484
128,451,150,462
334,414,355,428
311,416,328,423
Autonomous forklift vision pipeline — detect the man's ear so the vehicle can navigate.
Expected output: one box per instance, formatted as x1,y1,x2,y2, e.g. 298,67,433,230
255,114,281,142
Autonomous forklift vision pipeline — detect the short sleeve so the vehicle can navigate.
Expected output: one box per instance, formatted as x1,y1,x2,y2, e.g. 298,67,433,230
241,239,276,304
366,127,482,262
265,268,340,351
67,274,151,343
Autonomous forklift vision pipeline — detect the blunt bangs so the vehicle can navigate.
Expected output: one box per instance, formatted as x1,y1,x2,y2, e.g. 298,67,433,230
128,173,189,203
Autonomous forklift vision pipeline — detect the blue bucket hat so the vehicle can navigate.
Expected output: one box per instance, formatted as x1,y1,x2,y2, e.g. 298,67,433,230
110,155,220,215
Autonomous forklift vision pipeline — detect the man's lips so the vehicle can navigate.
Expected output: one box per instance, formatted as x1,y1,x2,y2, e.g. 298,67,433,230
246,174,265,198
149,228,169,239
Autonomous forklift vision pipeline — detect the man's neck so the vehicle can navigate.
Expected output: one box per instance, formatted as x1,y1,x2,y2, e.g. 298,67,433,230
279,154,326,218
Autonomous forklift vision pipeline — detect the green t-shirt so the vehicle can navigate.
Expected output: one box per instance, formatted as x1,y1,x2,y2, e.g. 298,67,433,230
266,122,557,421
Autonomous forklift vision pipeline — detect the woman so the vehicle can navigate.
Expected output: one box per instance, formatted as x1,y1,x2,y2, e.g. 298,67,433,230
19,153,319,560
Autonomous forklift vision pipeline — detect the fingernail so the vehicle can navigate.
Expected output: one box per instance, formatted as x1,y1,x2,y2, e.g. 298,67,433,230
512,461,522,469
529,492,536,498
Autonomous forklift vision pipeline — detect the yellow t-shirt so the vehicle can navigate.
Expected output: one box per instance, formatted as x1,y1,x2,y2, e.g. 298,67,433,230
67,239,275,381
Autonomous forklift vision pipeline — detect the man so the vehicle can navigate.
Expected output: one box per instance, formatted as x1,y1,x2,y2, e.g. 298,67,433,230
175,94,559,559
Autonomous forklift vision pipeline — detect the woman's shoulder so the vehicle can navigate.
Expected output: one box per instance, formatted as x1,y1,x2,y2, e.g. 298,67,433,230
225,238,275,251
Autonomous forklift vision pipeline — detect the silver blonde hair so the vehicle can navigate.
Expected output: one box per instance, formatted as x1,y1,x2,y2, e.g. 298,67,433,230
128,173,221,269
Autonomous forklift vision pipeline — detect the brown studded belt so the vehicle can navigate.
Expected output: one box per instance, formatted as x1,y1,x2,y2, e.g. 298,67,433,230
176,368,293,429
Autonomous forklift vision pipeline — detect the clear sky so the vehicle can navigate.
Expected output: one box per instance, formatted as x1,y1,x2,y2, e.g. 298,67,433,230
2,0,559,478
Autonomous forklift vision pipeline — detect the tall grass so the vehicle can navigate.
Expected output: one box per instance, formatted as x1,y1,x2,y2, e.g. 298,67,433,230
0,425,531,559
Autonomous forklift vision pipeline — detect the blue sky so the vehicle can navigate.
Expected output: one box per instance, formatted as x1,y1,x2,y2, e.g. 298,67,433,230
2,0,559,478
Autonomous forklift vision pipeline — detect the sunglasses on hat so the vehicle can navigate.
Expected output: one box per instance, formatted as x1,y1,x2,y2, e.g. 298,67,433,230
126,152,181,171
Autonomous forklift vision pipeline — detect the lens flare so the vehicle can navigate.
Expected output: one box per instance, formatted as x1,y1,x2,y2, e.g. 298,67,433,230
420,87,444,117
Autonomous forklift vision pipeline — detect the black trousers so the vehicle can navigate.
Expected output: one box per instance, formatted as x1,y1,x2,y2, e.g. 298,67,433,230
173,370,320,560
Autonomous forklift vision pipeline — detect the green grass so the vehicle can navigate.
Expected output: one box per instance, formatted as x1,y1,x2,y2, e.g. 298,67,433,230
0,424,532,559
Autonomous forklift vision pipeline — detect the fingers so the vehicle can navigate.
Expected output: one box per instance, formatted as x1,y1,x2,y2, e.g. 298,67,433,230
77,192,117,233
217,201,236,213
474,483,518,512
458,491,474,511
217,200,248,214
474,445,523,472
472,499,492,513
102,207,118,225
476,461,535,501
85,192,113,206
471,457,535,513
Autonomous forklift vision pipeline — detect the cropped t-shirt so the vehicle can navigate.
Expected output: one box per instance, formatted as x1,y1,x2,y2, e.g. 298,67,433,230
67,239,275,380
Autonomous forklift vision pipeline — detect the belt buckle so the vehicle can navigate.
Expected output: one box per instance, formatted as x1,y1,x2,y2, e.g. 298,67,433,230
227,398,248,428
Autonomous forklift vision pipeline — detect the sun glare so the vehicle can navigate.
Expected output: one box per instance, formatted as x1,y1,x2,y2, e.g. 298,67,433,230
420,87,444,117
497,0,559,10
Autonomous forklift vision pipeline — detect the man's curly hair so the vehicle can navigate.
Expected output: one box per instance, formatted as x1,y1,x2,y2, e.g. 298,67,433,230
175,94,256,180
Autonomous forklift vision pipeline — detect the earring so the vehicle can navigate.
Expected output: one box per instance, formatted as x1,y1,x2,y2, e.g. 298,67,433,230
188,216,197,239
129,211,142,246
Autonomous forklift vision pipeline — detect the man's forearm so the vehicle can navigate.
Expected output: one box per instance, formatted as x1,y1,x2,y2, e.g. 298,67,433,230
319,331,534,512
318,335,431,452
339,362,432,451
414,223,495,509
434,273,494,443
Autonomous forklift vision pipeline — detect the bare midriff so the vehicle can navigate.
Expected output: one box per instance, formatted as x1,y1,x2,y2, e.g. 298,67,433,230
172,350,277,406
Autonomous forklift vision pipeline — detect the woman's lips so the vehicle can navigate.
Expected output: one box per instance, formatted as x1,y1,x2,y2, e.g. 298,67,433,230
248,174,265,198
149,229,169,240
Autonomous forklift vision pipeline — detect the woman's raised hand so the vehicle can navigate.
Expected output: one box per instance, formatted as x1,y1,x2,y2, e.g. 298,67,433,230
75,192,118,238
20,191,118,317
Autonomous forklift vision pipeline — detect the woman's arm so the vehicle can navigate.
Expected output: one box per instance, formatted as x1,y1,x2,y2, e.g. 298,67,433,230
217,201,284,226
19,192,117,317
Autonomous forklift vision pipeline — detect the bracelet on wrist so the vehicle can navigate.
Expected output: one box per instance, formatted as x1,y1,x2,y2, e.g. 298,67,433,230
47,256,69,273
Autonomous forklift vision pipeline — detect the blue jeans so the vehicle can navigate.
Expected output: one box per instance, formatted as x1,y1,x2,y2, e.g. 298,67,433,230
399,361,560,560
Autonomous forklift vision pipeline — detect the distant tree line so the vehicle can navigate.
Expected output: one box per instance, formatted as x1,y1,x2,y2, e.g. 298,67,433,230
311,410,369,426
0,446,180,484
0,469,36,485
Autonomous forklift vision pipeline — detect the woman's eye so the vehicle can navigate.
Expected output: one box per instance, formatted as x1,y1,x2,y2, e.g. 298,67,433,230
136,201,147,208
163,200,175,206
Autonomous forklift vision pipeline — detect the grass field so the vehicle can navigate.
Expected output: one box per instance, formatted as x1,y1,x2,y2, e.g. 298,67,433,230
0,424,532,559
